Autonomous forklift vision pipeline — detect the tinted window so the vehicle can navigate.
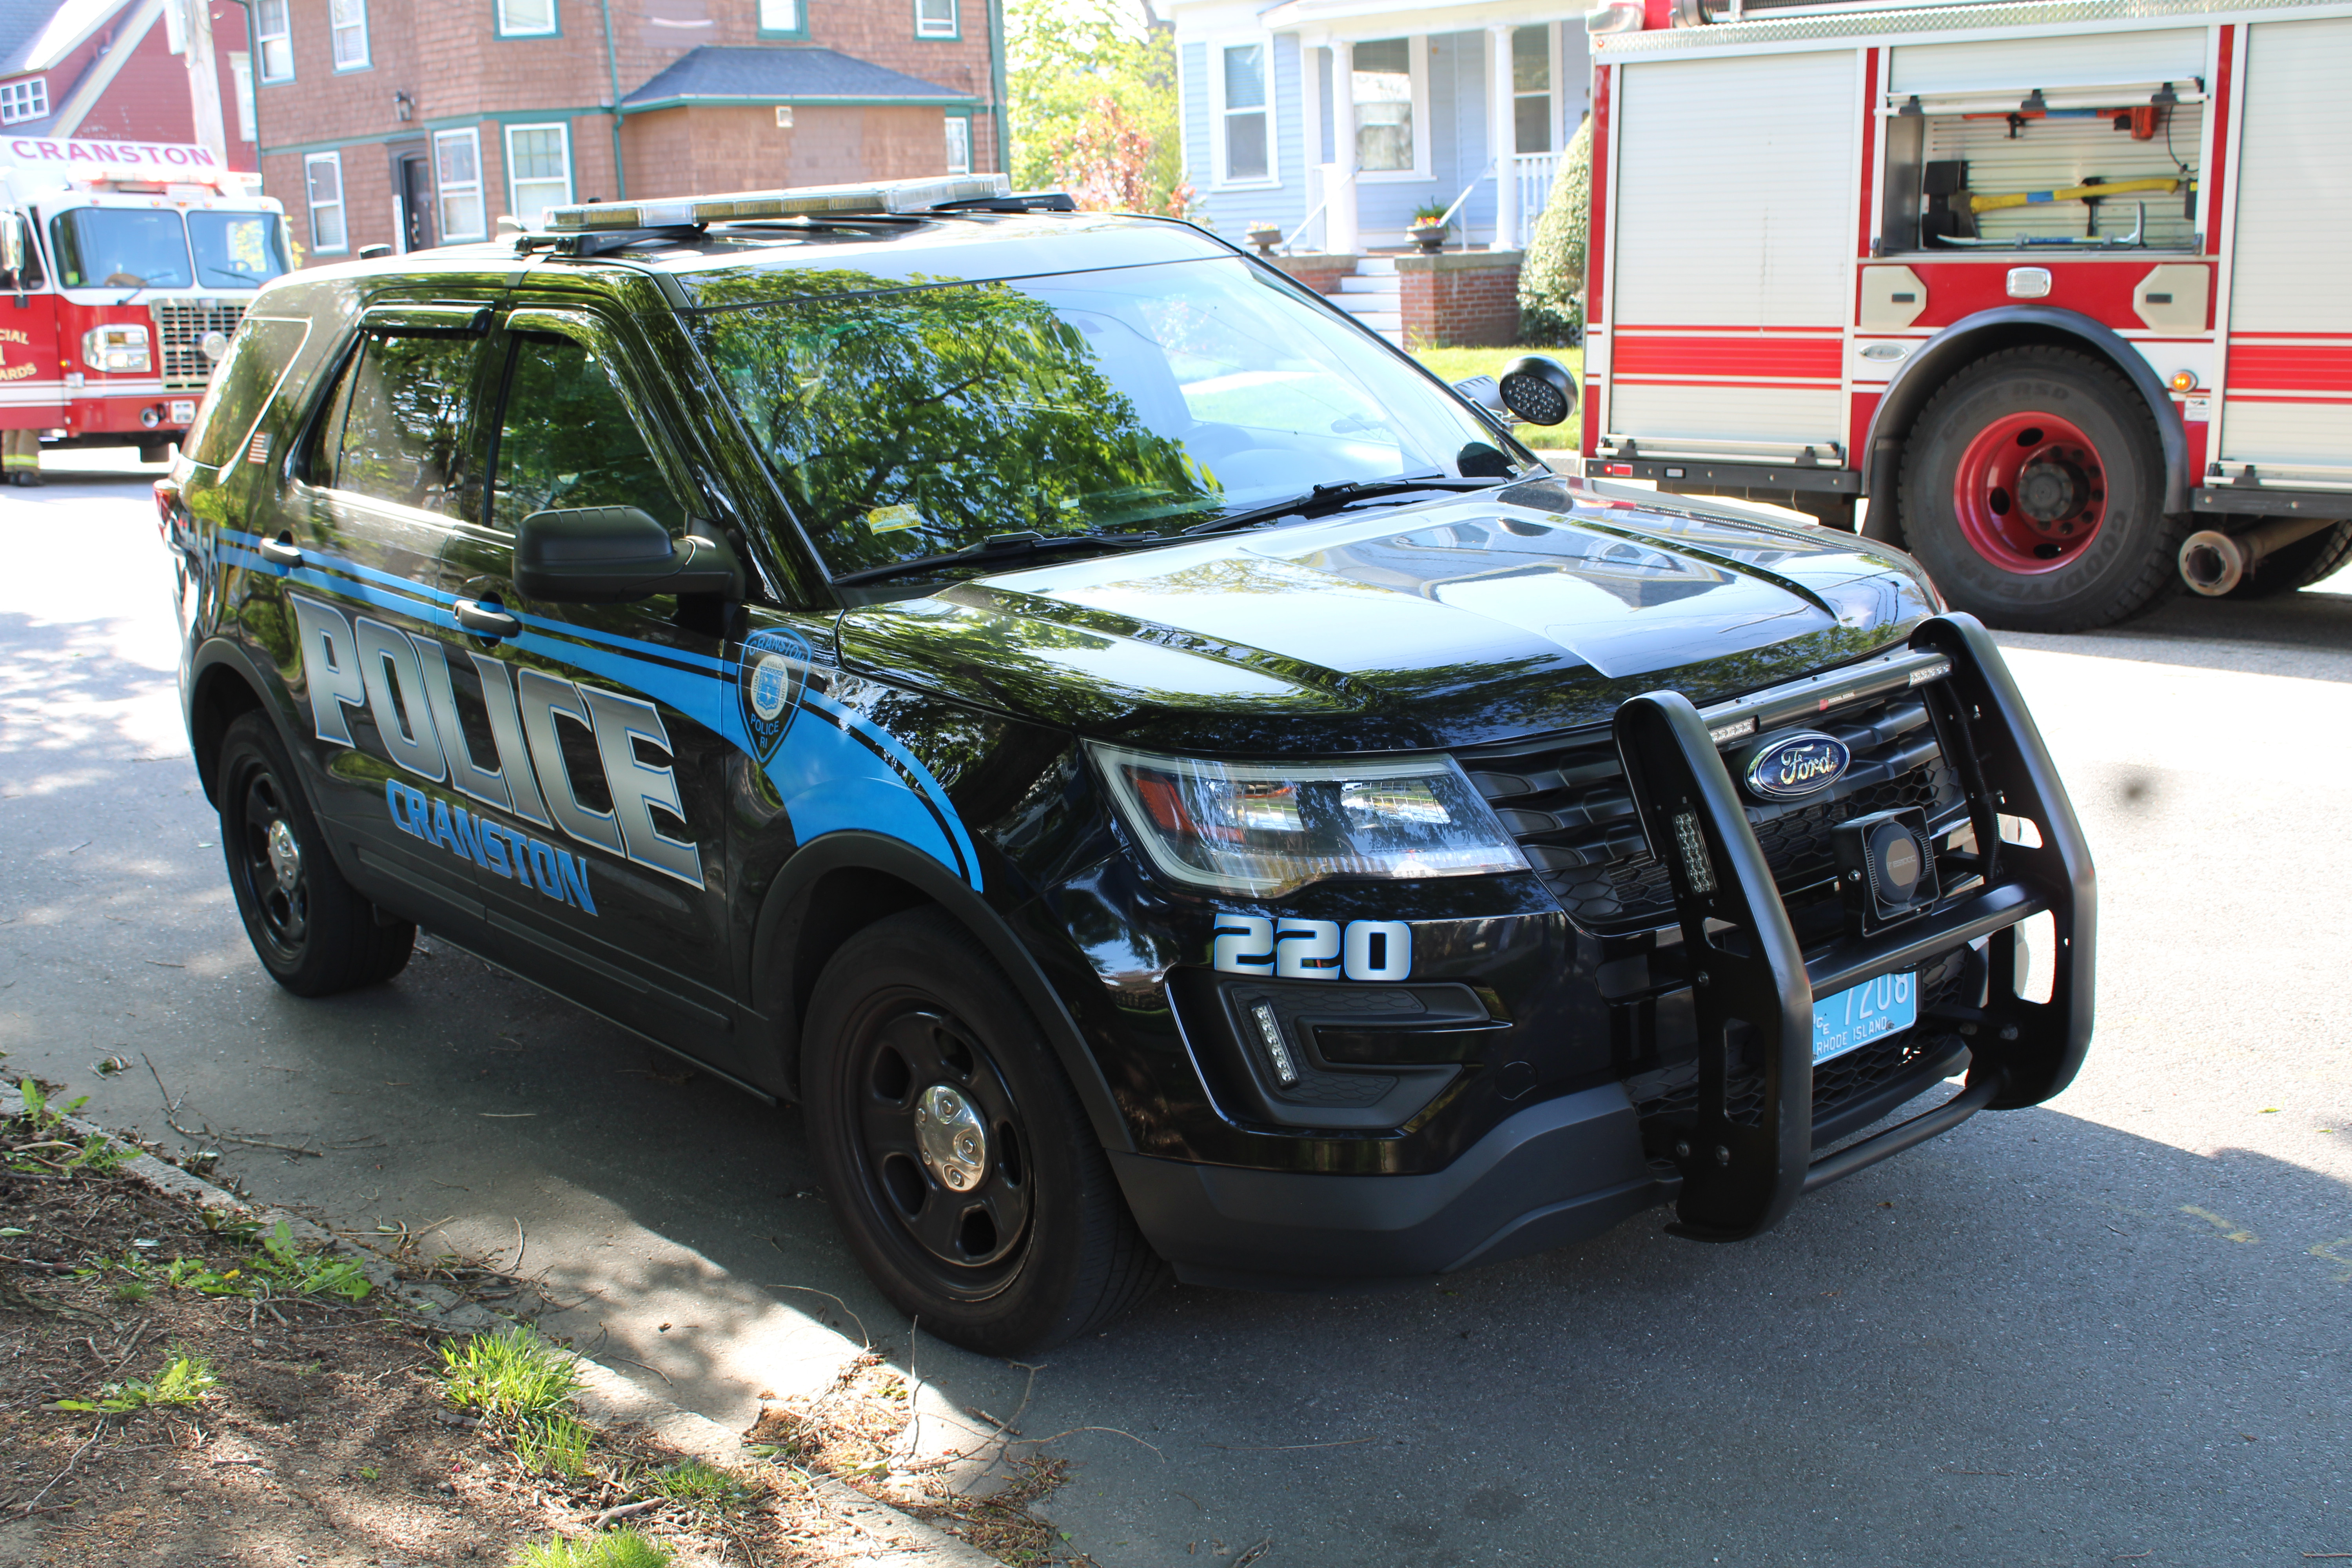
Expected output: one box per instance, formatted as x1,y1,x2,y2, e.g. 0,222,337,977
185,316,313,468
491,334,683,534
49,209,194,289
187,211,290,289
323,331,481,515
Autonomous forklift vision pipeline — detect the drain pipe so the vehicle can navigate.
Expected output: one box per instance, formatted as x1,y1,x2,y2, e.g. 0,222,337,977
599,0,628,200
2178,514,2340,595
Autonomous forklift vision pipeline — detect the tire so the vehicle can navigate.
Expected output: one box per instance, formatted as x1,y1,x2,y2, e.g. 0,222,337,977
2224,519,2352,598
217,711,415,996
801,907,1164,1354
1897,347,2188,632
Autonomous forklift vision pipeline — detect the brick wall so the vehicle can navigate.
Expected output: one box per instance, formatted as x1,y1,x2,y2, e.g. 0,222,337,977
1396,251,1523,349
1267,254,1354,296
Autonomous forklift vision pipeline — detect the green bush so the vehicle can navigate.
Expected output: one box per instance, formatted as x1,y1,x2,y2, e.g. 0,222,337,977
1519,117,1593,347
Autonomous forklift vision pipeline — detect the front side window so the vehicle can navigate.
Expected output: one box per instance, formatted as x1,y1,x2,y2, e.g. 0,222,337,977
330,0,369,69
0,77,47,124
315,331,482,515
915,0,956,38
688,258,1523,583
256,0,293,81
434,129,487,243
48,208,194,289
1513,26,1552,155
306,152,347,254
492,334,683,534
496,0,556,36
505,125,572,229
1353,38,1414,174
1221,44,1269,183
944,114,971,175
189,211,290,288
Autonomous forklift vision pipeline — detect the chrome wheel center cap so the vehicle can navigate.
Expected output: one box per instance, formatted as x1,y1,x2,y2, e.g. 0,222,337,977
912,1083,987,1192
266,819,302,892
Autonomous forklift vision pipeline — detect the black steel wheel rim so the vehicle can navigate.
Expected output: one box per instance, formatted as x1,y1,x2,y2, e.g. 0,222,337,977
844,996,1033,1298
232,764,310,960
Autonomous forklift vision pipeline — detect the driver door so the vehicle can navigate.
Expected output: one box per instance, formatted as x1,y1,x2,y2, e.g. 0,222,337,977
0,209,67,442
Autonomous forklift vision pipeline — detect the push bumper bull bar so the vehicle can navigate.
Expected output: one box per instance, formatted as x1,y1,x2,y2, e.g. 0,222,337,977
1613,612,2096,1243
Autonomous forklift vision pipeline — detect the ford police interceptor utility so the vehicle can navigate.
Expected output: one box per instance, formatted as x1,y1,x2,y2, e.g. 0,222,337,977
159,175,2094,1353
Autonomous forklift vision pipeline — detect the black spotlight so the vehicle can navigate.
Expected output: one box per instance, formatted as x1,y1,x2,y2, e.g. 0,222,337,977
1832,808,1940,936
1498,355,1579,427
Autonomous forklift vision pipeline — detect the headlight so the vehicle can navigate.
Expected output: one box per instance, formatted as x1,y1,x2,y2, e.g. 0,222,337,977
1091,744,1528,897
83,323,152,374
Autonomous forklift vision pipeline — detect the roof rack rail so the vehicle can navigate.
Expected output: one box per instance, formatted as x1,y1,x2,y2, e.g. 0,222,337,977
540,174,1016,233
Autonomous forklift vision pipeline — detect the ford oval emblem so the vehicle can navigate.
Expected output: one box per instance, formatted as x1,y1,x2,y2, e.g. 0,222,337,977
1743,732,1851,801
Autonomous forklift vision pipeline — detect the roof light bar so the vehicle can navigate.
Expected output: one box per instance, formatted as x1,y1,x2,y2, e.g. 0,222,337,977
543,173,1013,232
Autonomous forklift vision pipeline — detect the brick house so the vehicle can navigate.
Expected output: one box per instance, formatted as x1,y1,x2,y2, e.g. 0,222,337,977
248,0,1006,263
2,0,258,171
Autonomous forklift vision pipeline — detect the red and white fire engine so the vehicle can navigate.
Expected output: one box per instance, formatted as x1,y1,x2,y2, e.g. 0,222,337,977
1578,0,2352,629
2,138,285,465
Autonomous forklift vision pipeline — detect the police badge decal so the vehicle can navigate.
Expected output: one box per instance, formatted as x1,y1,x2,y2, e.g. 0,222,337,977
737,628,813,761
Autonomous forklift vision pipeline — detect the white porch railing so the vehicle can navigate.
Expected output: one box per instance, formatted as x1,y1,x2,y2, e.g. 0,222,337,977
1515,152,1560,229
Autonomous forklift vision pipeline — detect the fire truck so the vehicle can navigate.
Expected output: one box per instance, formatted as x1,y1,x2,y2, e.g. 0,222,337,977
1,138,286,465
1578,0,2352,630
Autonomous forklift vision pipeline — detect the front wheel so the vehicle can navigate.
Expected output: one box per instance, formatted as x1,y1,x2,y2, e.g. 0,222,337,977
801,907,1164,1354
1897,347,2187,632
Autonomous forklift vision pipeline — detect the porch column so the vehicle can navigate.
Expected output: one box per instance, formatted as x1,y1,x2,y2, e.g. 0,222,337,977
1328,39,1359,257
1488,23,1519,251
1298,34,1324,250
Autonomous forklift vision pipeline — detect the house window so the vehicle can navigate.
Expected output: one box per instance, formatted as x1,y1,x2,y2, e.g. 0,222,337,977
758,0,801,34
305,153,347,254
505,123,572,230
496,0,557,37
256,0,294,82
228,54,256,140
944,114,971,175
434,128,487,243
1220,43,1270,184
1352,38,1414,173
1513,26,1552,154
0,78,46,124
330,0,369,69
915,0,957,40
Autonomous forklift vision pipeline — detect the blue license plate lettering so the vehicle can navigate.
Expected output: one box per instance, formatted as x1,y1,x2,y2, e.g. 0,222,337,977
1812,971,1918,1065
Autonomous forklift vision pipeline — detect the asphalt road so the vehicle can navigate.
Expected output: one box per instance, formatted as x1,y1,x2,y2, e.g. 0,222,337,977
4,453,2348,1567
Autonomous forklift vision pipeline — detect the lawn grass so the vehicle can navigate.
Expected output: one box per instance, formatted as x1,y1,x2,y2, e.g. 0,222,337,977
1410,343,1585,452
510,1529,671,1568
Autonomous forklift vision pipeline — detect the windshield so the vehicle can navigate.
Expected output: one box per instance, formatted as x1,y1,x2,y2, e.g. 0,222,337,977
687,257,1528,581
187,211,289,288
49,208,194,290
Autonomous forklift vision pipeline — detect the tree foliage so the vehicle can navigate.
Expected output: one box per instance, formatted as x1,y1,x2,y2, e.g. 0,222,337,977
1518,116,1592,347
1007,0,1190,216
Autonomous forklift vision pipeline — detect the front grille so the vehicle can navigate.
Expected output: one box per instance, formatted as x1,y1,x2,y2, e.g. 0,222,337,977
151,300,247,391
1459,687,1964,931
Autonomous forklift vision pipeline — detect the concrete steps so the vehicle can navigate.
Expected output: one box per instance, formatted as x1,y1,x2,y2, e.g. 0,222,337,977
1327,258,1405,345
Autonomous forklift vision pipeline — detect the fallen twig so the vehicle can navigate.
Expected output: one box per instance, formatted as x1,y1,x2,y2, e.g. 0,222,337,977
1010,1425,1163,1458
606,1355,673,1386
15,1426,103,1517
1208,1436,1377,1452
591,1497,663,1527
143,1054,320,1158
763,1283,870,1350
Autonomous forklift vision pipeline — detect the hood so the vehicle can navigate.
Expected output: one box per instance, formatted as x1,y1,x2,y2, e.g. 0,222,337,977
835,476,1942,754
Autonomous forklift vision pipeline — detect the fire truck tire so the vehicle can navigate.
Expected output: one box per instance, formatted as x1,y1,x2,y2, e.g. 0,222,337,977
1897,347,2185,632
2224,519,2352,597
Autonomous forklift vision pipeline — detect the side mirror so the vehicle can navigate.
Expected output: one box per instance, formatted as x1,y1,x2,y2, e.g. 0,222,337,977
514,506,742,603
0,215,22,295
1498,355,1578,427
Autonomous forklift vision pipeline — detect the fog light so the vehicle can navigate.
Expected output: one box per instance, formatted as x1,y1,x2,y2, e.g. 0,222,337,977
1247,1000,1300,1088
1832,808,1939,935
140,405,162,429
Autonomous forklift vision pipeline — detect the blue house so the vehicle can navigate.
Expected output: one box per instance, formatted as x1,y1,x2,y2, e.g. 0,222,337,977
1169,0,1591,255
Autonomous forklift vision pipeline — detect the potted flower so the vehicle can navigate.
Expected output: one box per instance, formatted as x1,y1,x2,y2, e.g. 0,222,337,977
1245,220,1283,256
1408,204,1451,254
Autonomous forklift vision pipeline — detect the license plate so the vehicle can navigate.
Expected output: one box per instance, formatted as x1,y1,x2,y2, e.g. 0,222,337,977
1813,971,1917,1065
169,399,198,424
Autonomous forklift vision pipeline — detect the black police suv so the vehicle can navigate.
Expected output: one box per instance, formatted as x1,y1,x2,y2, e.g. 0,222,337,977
159,175,2094,1354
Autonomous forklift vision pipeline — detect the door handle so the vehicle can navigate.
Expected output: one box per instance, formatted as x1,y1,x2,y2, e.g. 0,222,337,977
455,598,523,640
257,534,301,568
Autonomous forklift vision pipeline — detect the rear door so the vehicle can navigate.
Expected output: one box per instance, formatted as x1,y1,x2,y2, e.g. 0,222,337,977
436,302,746,1065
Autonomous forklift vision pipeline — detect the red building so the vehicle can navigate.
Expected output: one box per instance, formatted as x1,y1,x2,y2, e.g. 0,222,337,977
1,1,259,174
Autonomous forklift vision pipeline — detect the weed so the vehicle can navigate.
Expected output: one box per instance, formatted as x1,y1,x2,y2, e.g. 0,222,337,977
440,1327,581,1425
645,1457,744,1508
514,1413,597,1479
358,1465,380,1481
509,1528,671,1568
16,1080,90,1135
54,1349,217,1413
251,1219,371,1301
70,1136,130,1174
110,1279,152,1304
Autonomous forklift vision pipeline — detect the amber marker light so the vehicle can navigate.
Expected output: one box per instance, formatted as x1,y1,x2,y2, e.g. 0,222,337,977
2169,370,2199,393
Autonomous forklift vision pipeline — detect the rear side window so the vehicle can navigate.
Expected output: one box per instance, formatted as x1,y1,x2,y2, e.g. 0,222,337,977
184,315,313,468
490,333,684,534
308,330,482,515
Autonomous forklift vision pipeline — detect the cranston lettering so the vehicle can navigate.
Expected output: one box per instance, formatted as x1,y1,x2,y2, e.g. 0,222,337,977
384,780,597,914
288,592,703,891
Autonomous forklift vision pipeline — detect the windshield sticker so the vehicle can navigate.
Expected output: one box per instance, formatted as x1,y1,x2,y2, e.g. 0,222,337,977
866,504,925,535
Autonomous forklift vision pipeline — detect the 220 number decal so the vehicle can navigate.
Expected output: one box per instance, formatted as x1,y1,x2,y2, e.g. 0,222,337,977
1212,916,1412,982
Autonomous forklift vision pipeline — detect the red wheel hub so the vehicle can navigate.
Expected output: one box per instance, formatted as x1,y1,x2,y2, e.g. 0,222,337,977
1951,411,2107,574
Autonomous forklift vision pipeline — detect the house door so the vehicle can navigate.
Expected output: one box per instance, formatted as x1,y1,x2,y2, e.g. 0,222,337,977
399,156,433,253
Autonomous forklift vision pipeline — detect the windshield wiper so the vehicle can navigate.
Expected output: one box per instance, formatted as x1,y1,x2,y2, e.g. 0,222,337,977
829,528,1169,588
1182,474,1514,536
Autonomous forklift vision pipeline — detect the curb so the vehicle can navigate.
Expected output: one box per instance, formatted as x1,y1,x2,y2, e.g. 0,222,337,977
0,1081,1006,1568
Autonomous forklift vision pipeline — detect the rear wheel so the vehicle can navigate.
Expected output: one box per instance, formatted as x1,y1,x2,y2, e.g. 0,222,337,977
1898,347,2186,631
2223,519,2352,597
218,712,414,996
801,907,1163,1354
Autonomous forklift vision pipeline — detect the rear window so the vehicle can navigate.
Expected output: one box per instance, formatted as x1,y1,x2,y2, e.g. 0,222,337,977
184,315,314,469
